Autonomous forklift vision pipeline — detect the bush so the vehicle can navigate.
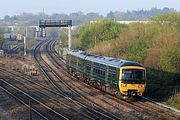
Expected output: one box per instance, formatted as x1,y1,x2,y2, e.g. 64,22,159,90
151,12,180,31
160,48,180,73
125,37,150,63
79,20,127,50
165,93,180,110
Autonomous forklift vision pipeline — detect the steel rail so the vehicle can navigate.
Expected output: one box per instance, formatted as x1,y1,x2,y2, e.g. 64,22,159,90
46,39,121,120
36,40,118,120
34,41,98,120
0,78,69,120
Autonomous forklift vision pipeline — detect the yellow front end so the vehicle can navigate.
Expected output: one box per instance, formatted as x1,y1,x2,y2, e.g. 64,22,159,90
120,83,145,96
119,66,146,98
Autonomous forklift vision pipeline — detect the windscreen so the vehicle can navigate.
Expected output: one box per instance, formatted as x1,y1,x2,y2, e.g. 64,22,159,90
122,69,145,80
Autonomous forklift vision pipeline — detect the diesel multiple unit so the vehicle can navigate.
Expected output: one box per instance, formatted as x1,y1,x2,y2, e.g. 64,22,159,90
66,50,146,99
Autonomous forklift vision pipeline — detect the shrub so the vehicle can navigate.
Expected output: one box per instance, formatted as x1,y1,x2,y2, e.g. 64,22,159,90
125,37,150,63
160,48,180,74
79,20,127,50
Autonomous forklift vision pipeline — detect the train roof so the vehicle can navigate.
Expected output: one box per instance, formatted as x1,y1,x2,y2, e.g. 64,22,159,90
67,50,144,68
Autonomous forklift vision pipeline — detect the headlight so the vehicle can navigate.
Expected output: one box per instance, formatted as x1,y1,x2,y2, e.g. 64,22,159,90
138,85,144,88
121,84,127,87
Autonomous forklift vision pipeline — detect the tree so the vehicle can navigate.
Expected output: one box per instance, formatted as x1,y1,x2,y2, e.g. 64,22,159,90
79,20,127,50
4,15,10,21
107,11,114,19
151,12,180,31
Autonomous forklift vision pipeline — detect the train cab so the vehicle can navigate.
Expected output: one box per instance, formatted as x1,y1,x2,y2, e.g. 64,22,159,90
119,66,146,99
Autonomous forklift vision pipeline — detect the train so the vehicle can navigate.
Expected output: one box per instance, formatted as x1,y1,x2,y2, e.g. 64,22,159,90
66,50,146,100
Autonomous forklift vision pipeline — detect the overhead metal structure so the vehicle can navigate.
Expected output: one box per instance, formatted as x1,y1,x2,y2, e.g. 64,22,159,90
39,20,72,27
39,20,72,50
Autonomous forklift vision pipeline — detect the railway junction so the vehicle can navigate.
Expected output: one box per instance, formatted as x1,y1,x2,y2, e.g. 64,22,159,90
0,18,179,120
0,38,179,120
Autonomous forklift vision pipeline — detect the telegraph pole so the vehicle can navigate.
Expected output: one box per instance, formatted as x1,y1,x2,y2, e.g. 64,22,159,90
26,27,28,37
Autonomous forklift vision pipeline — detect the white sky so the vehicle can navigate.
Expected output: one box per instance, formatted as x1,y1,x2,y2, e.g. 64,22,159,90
0,0,179,18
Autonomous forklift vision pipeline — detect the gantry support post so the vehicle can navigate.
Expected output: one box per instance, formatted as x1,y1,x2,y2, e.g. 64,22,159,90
68,25,71,51
24,36,26,56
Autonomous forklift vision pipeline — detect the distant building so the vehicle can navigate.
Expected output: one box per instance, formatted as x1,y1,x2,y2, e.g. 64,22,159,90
4,33,16,39
16,34,23,41
116,21,149,24
90,20,149,24
4,33,24,41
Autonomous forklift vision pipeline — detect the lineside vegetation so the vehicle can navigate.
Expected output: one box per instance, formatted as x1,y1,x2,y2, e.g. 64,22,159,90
0,115,2,120
74,12,180,109
0,28,5,49
78,20,127,50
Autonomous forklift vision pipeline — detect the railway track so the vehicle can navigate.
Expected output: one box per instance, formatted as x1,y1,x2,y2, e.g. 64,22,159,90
0,66,106,120
0,70,68,120
45,39,180,120
33,40,119,119
1,38,179,120
46,40,128,118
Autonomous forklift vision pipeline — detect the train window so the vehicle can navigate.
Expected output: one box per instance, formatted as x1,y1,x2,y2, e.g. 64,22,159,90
78,62,82,67
100,71,102,75
122,69,145,80
102,71,105,76
98,70,100,74
108,73,116,80
86,66,91,71
93,68,97,73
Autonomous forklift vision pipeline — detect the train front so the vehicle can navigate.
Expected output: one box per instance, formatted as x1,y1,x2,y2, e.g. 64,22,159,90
119,66,146,99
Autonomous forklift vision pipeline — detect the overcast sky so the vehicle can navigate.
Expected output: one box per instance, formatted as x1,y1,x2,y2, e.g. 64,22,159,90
0,0,179,18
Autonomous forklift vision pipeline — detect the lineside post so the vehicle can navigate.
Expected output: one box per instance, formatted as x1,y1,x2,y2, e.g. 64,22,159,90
68,25,71,51
24,36,26,56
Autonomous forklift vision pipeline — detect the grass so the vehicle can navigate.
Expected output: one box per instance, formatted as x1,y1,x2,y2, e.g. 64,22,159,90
164,94,180,110
145,80,180,110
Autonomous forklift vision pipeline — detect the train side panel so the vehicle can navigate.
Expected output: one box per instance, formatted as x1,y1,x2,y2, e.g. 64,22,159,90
67,53,120,94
